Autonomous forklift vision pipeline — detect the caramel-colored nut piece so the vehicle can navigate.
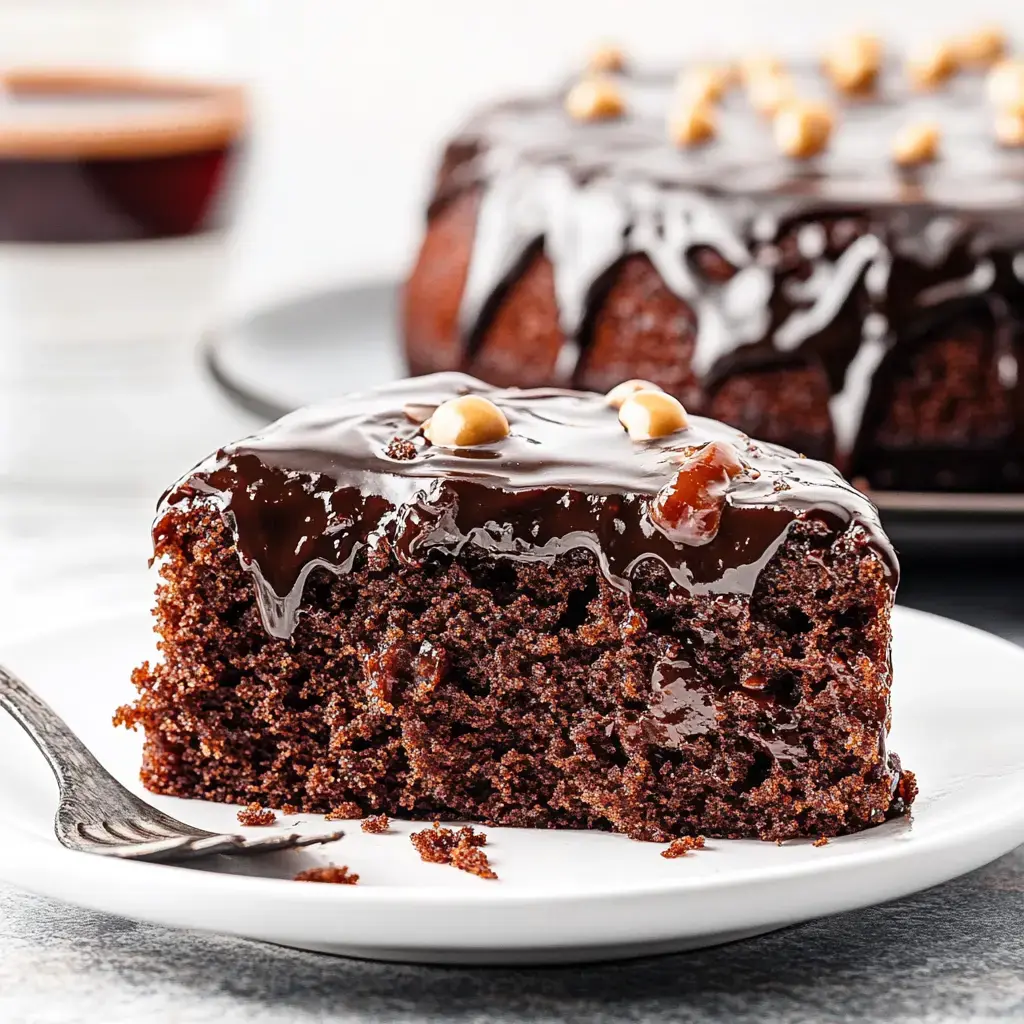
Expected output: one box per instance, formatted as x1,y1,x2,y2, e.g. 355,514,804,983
668,101,716,146
892,122,940,166
650,440,746,546
774,101,833,159
618,390,688,441
740,54,784,84
824,34,882,94
675,65,732,105
587,43,626,73
986,60,1024,114
424,395,510,447
565,76,626,122
605,379,664,409
907,40,958,90
748,72,796,117
956,25,1006,67
995,111,1024,147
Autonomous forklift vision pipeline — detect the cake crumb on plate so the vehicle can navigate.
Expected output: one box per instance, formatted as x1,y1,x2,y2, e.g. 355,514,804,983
451,842,498,879
410,822,497,878
661,836,706,859
236,802,276,827
293,865,359,884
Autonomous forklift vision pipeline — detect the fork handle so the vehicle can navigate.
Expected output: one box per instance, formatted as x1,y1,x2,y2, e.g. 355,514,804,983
0,663,119,797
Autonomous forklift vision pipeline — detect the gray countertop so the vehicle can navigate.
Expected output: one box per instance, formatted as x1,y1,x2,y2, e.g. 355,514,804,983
0,281,1022,1023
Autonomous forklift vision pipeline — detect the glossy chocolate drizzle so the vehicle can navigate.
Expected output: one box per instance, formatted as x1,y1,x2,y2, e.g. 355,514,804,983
426,63,1024,470
157,372,895,640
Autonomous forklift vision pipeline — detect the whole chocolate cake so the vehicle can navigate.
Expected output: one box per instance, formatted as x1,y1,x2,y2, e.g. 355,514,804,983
403,34,1024,492
117,372,915,842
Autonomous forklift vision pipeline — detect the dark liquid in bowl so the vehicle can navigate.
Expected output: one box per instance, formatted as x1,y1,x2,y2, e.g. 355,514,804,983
0,148,236,242
0,78,245,242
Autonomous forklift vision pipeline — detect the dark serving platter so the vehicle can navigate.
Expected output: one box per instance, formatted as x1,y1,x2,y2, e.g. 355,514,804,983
202,282,1024,556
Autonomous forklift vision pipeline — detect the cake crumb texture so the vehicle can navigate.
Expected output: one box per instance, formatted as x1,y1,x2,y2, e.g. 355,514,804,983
450,841,498,880
325,802,363,821
410,823,459,864
236,802,275,827
119,504,909,842
661,835,706,858
410,822,496,877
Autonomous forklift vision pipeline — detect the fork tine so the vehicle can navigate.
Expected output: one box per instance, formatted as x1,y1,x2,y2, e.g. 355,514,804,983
187,834,245,855
102,820,154,844
287,829,346,850
107,830,346,863
124,822,181,841
94,836,198,860
77,822,124,847
237,829,346,854
236,833,306,854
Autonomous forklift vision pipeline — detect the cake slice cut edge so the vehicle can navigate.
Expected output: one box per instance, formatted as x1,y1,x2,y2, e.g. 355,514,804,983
116,372,915,842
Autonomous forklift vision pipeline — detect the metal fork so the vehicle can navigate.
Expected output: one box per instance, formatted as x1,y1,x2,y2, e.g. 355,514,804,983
0,664,345,863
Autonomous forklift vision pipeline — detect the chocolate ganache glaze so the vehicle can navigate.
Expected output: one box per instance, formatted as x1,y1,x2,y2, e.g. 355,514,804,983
407,60,1024,488
157,373,896,639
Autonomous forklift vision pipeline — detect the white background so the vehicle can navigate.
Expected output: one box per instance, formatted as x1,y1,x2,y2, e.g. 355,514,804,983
0,0,1021,311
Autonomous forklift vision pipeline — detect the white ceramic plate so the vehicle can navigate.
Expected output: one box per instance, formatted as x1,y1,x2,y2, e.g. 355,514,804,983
0,603,1022,965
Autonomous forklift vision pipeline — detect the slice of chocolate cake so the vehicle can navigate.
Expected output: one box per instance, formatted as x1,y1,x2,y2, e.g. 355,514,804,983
117,372,915,841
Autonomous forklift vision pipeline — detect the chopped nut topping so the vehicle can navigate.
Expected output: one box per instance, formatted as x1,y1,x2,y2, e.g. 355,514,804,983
892,122,940,166
424,395,510,447
605,379,663,409
565,75,626,122
906,40,958,90
651,440,745,546
618,390,689,441
995,111,1024,147
956,25,1006,68
587,42,626,74
774,101,833,159
668,101,716,146
987,60,1024,114
824,34,882,94
675,65,732,105
748,72,797,117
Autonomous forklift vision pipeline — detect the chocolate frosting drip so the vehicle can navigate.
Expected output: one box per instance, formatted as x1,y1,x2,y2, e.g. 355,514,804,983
428,64,1024,464
157,373,896,639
